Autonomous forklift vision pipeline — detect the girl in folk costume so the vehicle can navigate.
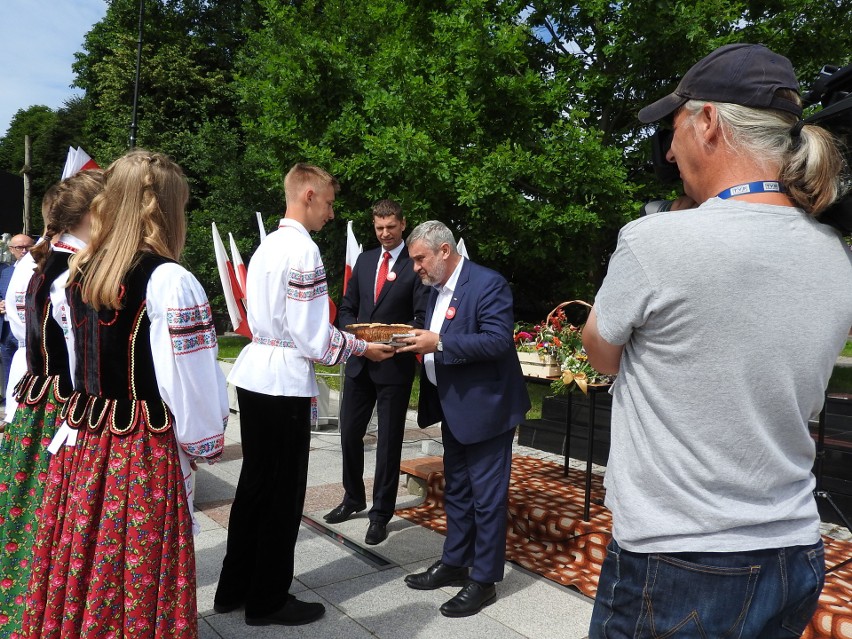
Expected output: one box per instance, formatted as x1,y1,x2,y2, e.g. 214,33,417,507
22,149,228,639
0,169,104,639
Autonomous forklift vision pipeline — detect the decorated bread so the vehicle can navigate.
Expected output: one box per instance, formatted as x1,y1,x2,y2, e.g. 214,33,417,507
344,323,413,342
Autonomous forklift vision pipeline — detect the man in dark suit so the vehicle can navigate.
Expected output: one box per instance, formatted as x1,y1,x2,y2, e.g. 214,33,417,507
397,220,530,617
324,200,430,545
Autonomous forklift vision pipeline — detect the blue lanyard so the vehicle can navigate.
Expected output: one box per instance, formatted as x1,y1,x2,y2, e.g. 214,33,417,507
716,181,786,199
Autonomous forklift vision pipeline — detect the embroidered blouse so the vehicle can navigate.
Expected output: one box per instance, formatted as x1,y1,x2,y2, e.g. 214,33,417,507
228,218,367,397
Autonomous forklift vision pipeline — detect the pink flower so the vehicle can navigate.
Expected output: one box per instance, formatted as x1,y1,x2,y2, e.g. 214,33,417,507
106,588,116,599
0,579,13,589
14,596,22,605
41,437,51,446
176,576,188,588
0,614,8,625
45,403,55,412
71,558,84,570
135,619,147,630
4,542,17,553
9,507,22,519
21,437,31,447
176,619,188,629
0,484,7,493
153,447,165,457
24,523,32,532
18,559,27,568
152,489,164,500
37,472,47,482
13,472,25,482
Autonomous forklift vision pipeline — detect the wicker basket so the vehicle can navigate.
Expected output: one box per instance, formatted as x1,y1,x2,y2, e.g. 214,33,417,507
344,323,413,342
545,300,592,329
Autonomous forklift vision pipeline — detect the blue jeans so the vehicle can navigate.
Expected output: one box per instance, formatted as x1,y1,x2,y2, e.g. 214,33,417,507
589,538,824,639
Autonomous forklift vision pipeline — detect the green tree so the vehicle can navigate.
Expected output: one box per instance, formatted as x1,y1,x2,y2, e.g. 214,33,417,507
72,0,268,319
0,100,92,231
236,0,632,316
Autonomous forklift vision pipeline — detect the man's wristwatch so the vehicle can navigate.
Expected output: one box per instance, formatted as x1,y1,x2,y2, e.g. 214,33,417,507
436,336,443,352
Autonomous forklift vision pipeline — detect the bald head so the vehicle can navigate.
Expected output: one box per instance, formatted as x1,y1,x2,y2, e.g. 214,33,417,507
8,234,34,261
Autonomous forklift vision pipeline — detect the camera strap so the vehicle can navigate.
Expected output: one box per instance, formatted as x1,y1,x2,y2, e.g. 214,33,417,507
716,181,786,199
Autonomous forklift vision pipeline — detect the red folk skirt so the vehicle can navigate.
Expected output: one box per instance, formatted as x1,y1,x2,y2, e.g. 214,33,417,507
22,416,197,639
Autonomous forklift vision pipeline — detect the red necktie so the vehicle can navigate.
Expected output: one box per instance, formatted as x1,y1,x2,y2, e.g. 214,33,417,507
375,251,390,302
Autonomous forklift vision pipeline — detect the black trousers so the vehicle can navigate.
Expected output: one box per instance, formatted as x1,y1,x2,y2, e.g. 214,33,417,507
339,368,411,523
215,388,311,617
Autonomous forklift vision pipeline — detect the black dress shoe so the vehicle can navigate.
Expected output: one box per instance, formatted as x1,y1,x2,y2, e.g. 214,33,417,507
404,560,469,590
439,581,496,617
245,598,325,626
364,521,387,545
323,501,367,524
212,599,243,614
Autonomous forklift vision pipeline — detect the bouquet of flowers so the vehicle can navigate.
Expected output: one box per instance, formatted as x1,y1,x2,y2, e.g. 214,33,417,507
514,301,615,394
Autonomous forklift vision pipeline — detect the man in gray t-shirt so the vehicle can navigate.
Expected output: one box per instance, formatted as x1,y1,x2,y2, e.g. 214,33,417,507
583,44,852,639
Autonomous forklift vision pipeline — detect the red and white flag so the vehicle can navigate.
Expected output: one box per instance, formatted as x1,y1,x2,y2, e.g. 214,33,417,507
343,220,362,295
61,146,99,180
228,232,248,298
213,223,251,338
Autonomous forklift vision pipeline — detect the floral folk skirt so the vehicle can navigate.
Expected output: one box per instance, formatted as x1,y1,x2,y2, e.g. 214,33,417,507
0,379,64,639
22,421,197,639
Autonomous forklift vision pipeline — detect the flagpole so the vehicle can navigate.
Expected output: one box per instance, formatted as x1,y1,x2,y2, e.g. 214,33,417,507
129,0,145,149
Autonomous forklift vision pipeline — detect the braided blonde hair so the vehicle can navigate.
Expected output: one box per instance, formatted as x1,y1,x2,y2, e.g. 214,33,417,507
68,149,189,310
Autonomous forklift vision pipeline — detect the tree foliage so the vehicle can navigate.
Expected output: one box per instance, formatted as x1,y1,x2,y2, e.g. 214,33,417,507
2,0,851,322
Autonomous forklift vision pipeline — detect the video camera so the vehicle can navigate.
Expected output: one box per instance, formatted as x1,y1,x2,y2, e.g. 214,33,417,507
641,62,852,235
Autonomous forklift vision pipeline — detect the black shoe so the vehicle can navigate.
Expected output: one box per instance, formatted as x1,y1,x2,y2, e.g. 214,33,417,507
365,521,388,545
439,581,496,617
213,599,243,614
245,598,326,626
323,501,367,524
404,560,469,590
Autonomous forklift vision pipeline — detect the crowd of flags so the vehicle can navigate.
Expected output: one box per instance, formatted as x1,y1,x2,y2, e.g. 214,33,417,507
212,217,470,336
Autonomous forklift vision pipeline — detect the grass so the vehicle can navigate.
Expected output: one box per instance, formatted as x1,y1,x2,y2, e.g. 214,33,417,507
842,340,852,359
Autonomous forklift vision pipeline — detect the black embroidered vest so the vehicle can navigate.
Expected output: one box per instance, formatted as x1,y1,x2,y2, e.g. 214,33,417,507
14,250,74,405
62,252,175,435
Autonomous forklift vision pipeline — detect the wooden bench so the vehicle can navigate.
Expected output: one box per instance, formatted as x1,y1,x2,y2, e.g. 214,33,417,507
399,456,444,496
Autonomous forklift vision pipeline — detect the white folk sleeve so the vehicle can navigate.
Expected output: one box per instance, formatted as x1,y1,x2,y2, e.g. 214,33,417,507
286,248,366,365
147,263,228,462
4,254,37,420
49,269,76,385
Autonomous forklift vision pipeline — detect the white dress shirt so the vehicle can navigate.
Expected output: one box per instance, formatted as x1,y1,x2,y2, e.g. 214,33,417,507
424,257,464,385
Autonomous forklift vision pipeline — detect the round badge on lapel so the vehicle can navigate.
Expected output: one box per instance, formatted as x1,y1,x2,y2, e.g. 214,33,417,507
387,271,397,281
446,306,456,319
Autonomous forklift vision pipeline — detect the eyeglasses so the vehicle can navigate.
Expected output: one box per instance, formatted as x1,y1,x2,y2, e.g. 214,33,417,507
9,245,32,251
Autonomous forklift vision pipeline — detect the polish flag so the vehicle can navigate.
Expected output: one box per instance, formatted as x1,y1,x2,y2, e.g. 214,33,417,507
212,223,251,338
228,233,248,298
61,147,99,180
343,220,361,295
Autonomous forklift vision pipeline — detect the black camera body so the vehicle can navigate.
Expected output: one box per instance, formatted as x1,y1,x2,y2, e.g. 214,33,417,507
643,63,852,235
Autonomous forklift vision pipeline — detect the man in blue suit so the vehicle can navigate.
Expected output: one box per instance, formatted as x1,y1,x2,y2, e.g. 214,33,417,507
325,200,430,545
398,220,530,617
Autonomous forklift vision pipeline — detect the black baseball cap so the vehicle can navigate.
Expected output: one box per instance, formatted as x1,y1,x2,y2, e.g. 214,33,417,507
638,43,802,124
